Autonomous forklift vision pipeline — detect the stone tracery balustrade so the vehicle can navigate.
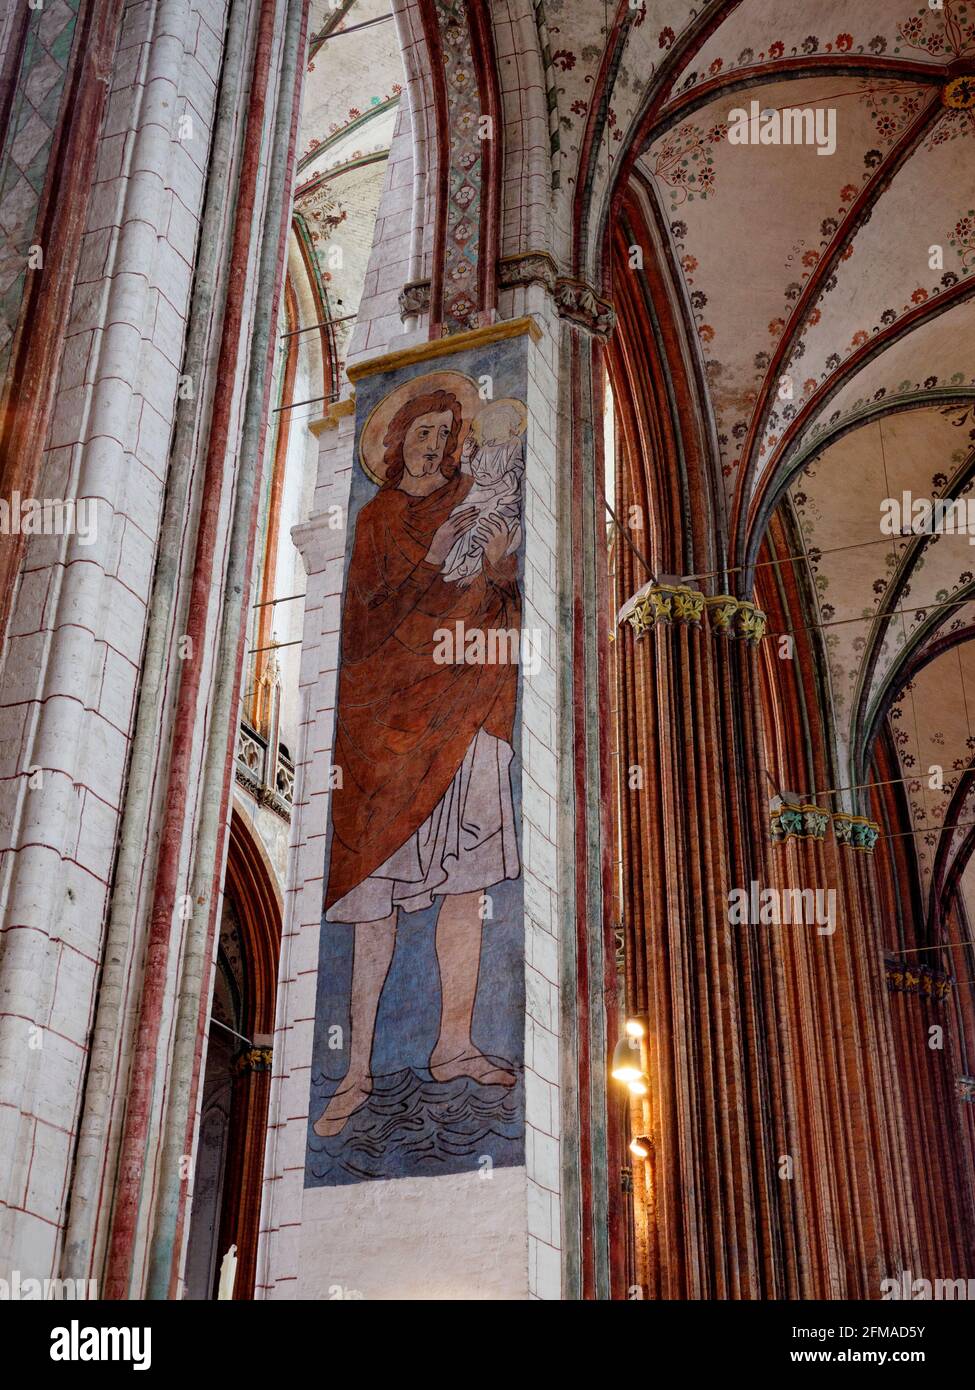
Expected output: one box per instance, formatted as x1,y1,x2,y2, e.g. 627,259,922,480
234,719,294,819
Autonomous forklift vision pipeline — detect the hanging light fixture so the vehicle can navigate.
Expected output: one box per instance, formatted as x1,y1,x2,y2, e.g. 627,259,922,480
610,1035,643,1083
629,1136,652,1159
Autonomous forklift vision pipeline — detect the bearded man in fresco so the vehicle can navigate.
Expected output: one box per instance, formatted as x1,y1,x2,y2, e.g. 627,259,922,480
314,388,522,1137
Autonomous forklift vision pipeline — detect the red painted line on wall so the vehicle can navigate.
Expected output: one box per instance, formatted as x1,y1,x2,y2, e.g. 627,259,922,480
416,0,449,336
465,0,501,320
0,0,129,638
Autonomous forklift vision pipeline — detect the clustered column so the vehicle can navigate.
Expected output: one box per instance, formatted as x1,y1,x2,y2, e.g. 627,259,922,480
616,582,796,1298
615,581,928,1298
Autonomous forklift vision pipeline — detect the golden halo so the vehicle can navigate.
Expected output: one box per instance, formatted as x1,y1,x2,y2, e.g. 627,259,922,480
358,370,482,486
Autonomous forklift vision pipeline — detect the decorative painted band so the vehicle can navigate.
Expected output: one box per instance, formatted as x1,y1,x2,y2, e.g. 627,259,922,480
345,314,542,381
833,813,881,853
618,583,768,642
770,804,831,845
884,955,953,1004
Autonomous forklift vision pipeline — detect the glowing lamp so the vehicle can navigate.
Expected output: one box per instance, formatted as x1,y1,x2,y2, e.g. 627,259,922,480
611,1036,642,1084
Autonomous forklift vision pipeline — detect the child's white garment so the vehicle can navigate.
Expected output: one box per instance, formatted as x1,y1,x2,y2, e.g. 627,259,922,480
440,437,524,585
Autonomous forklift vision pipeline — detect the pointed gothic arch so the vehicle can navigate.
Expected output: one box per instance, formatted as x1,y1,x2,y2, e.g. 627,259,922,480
184,808,282,1300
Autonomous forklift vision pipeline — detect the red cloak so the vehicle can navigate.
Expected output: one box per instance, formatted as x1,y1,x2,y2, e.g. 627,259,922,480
324,472,520,913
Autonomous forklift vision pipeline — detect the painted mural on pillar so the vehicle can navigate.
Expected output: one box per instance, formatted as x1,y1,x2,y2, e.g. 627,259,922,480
306,339,530,1187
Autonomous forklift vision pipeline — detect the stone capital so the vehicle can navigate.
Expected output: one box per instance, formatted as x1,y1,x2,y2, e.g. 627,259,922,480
769,803,831,844
234,1046,273,1073
619,585,767,642
398,278,431,321
499,251,616,339
292,510,349,574
619,581,703,635
308,396,355,436
884,954,952,1002
833,813,880,853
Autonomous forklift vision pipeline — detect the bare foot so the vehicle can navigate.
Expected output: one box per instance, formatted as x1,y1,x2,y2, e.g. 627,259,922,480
313,1077,372,1137
429,1046,517,1087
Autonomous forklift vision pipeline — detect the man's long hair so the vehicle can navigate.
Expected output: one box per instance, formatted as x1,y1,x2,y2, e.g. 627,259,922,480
380,390,464,489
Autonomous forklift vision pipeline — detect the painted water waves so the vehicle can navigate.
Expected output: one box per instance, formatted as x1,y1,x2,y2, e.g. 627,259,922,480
306,338,529,1187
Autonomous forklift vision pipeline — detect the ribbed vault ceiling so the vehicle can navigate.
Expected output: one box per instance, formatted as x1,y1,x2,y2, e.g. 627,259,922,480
614,1,975,924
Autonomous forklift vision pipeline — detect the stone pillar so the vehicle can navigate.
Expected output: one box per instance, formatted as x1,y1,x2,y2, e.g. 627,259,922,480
259,314,568,1299
870,815,974,1284
765,800,847,1296
832,815,922,1293
617,583,799,1298
614,569,938,1298
0,0,235,1284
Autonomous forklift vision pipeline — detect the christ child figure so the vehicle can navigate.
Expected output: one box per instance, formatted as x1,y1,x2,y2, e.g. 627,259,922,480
439,398,526,587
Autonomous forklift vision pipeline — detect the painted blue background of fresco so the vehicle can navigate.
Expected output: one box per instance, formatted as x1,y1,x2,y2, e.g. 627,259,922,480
305,335,529,1188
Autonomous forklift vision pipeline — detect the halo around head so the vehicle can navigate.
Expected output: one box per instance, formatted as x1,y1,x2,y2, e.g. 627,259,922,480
471,397,528,442
359,370,482,486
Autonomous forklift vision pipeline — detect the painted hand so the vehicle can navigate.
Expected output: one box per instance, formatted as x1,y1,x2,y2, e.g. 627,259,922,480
479,514,512,566
426,506,479,566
